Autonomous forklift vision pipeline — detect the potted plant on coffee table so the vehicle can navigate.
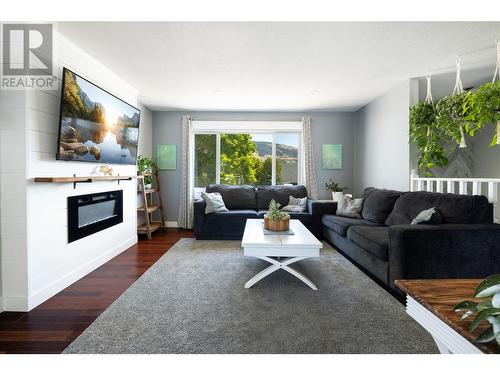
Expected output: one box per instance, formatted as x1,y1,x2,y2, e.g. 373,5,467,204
325,178,346,202
264,199,290,232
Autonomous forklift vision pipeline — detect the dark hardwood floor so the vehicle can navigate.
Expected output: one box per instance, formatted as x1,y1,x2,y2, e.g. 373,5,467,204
0,229,194,354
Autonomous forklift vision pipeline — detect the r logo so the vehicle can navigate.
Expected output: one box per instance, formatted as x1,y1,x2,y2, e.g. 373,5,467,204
2,24,53,76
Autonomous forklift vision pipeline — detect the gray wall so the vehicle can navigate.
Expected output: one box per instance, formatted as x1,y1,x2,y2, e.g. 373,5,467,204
152,111,355,221
473,125,500,178
138,104,153,157
354,80,413,196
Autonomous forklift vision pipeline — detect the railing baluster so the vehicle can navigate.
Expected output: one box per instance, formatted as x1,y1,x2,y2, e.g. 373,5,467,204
426,179,434,192
472,181,481,196
417,179,423,191
459,181,467,195
488,182,498,203
436,180,443,193
447,180,455,194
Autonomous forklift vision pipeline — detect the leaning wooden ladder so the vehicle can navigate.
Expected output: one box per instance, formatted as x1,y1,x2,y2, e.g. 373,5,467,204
137,169,166,239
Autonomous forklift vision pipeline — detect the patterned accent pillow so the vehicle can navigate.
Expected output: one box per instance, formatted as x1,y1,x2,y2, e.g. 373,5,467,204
282,196,308,212
201,191,229,214
336,195,364,219
411,207,442,225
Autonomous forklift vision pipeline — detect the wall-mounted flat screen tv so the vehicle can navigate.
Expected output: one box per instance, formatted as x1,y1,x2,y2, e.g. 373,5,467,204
57,67,141,165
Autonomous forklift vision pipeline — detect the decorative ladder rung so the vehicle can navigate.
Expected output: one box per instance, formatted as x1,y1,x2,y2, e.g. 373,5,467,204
137,168,166,239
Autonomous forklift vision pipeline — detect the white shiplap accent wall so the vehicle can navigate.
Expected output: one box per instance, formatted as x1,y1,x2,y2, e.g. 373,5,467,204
0,89,29,312
1,30,146,311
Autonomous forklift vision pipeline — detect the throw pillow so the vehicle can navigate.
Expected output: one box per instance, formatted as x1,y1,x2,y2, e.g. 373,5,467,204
201,191,229,214
282,196,307,212
411,207,442,225
336,195,364,219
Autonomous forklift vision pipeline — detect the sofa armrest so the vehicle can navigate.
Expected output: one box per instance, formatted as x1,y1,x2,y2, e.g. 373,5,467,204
194,199,206,225
318,201,338,215
388,224,500,289
307,199,323,216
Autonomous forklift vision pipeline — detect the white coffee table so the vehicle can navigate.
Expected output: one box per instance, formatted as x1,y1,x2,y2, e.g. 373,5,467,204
241,219,323,290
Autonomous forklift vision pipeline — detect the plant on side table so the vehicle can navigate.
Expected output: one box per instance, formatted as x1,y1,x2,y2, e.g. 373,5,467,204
264,199,290,232
325,178,346,202
137,155,155,189
454,274,500,347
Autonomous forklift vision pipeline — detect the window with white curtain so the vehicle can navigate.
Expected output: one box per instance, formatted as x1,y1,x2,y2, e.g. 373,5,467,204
192,121,303,189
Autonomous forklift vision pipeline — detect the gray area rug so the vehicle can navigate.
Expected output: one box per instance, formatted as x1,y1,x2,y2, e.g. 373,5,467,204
64,239,437,354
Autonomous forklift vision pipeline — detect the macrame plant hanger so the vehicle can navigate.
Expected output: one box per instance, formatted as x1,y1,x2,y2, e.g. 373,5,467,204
492,41,500,145
452,56,467,148
424,72,433,149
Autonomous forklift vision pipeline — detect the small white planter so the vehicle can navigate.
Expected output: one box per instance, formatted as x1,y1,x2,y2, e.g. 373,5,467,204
331,192,344,202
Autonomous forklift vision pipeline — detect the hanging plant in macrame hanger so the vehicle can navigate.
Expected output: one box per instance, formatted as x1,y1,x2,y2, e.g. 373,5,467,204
436,56,474,149
409,73,447,176
467,41,500,146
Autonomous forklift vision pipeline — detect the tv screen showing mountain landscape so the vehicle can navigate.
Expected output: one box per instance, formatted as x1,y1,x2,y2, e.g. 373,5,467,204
57,68,140,164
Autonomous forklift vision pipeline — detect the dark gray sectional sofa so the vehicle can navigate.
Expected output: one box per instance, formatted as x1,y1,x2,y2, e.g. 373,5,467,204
194,184,323,240
322,187,500,295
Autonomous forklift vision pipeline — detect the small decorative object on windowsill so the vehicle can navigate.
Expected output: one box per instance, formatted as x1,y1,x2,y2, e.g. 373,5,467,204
325,178,346,202
137,155,155,190
453,274,500,347
263,199,290,232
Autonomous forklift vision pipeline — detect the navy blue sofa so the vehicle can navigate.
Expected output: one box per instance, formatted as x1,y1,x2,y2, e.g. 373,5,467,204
322,187,500,295
194,184,323,240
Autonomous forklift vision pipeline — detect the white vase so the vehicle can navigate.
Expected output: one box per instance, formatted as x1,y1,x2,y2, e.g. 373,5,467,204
331,192,344,202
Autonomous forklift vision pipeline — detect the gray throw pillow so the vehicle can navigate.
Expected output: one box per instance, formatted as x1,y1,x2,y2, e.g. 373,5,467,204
282,196,307,212
201,191,229,214
411,207,442,225
336,195,364,219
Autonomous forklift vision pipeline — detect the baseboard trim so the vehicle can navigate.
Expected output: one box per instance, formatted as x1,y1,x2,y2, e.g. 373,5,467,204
165,221,178,228
2,295,29,312
27,235,138,311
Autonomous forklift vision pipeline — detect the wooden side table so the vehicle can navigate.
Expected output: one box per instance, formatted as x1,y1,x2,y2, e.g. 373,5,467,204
395,279,499,354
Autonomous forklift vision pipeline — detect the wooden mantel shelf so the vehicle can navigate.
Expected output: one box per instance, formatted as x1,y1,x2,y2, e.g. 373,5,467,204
34,175,136,183
34,175,136,188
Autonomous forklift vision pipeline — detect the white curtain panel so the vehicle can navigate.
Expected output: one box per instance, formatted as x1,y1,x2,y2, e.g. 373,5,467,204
177,115,195,229
302,116,318,199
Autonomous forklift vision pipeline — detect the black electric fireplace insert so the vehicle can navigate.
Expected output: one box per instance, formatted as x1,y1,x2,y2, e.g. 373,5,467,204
68,190,123,243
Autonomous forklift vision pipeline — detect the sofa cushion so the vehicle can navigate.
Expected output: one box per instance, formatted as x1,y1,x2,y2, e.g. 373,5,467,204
347,226,390,261
336,196,364,218
361,187,402,224
411,207,443,225
205,209,259,224
385,191,492,226
206,184,257,210
322,214,383,237
256,185,308,210
200,191,229,214
258,210,313,225
282,196,307,212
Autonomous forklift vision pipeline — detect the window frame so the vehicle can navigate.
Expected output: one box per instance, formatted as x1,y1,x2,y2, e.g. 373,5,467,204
192,121,303,190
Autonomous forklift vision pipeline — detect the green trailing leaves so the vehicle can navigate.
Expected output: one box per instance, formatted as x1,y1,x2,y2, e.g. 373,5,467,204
469,308,500,332
409,81,500,177
409,101,448,176
475,326,495,343
467,81,500,145
475,274,500,298
455,275,500,347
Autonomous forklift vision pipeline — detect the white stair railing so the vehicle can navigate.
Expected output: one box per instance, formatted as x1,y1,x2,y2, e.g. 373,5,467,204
410,170,500,223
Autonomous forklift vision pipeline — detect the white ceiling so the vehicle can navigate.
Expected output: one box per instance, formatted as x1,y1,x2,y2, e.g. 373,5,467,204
57,22,500,112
